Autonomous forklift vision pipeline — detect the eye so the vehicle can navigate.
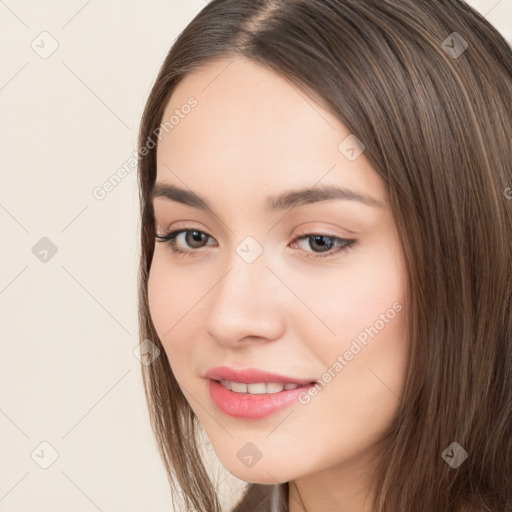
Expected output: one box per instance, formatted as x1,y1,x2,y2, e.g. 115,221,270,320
155,229,215,256
154,228,357,260
290,234,357,260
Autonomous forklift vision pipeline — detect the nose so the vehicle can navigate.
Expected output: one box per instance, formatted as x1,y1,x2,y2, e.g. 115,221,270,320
203,252,286,348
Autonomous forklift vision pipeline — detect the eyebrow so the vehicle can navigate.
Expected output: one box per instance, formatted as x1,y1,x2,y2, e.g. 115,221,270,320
150,182,385,212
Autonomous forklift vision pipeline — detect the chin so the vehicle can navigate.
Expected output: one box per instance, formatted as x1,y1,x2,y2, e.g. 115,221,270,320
216,452,297,484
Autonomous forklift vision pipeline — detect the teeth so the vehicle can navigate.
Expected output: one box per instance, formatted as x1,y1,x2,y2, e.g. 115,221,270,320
218,380,302,394
219,379,232,390
230,381,247,393
247,383,267,394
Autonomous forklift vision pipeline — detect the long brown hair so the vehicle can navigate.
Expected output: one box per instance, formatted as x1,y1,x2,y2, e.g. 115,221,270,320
136,1,512,511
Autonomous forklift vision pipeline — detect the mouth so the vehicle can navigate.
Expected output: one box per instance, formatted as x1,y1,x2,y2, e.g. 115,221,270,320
215,379,312,394
204,366,318,418
208,379,315,420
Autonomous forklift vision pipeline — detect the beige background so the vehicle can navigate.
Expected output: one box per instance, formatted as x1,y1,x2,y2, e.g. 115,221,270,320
0,1,510,510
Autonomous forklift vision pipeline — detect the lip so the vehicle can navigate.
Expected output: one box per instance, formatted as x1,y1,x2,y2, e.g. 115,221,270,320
208,380,316,419
205,366,317,419
204,366,316,385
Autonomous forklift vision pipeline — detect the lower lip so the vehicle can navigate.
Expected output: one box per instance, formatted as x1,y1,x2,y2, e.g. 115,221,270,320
208,380,315,419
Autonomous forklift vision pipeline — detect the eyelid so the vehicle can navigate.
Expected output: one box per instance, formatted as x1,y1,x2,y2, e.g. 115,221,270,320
155,225,357,261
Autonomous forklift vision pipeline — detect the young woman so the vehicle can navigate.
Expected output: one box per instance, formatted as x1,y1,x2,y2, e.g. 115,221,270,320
136,1,512,511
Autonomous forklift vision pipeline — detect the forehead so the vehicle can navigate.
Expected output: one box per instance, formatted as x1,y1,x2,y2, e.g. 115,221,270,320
155,57,385,203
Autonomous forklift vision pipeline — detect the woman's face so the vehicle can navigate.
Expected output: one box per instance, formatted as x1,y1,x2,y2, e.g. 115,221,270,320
148,57,408,486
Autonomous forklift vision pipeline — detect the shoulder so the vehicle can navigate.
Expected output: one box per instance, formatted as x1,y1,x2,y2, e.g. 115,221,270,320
231,483,288,512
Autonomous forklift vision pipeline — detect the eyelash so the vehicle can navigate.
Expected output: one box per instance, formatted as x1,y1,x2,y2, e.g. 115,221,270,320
154,228,357,261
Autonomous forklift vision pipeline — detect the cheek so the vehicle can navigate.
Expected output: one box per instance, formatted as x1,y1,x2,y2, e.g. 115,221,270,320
147,257,172,338
147,256,193,365
291,242,407,362
147,251,199,333
298,237,408,414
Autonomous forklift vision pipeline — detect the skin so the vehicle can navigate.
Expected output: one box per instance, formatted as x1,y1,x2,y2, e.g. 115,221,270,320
148,57,409,512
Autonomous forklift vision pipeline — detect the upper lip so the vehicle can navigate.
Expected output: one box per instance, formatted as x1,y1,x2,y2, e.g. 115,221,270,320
204,366,316,385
